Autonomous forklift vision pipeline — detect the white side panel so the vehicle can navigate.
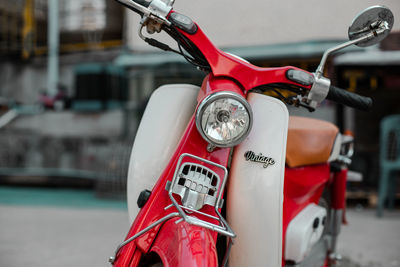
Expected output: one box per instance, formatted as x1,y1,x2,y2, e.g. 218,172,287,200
227,93,289,267
285,204,327,263
127,84,199,223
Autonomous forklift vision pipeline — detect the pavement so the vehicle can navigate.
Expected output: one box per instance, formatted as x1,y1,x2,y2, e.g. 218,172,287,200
337,208,400,267
0,205,129,267
0,186,399,267
0,186,129,267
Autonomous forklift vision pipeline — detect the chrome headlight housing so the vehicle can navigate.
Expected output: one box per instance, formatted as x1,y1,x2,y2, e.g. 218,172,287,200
195,91,253,148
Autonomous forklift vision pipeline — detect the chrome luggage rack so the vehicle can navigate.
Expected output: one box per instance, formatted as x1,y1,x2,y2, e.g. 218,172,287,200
109,153,235,265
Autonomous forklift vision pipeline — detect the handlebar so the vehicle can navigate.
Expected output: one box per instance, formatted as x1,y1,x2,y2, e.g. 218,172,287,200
131,0,150,7
326,85,373,111
114,0,150,16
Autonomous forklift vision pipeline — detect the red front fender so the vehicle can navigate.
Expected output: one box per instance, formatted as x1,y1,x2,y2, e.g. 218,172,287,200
150,218,218,267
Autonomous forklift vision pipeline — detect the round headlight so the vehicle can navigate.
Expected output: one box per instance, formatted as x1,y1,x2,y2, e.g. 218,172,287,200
196,91,252,148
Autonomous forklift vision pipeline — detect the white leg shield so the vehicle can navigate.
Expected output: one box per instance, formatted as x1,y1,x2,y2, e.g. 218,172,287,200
227,93,289,267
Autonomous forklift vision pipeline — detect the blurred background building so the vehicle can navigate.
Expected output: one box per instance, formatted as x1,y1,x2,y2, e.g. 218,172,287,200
0,0,399,204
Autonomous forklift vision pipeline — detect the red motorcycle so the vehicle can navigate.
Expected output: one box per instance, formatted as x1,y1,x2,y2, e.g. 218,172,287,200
109,1,394,266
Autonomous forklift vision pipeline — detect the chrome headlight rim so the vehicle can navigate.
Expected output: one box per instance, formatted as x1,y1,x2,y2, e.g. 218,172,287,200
195,91,253,148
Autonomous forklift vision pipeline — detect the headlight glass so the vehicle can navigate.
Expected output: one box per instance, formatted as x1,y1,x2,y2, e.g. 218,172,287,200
196,92,252,147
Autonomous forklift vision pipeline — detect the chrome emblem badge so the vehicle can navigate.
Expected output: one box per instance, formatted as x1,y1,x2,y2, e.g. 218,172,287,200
244,151,275,168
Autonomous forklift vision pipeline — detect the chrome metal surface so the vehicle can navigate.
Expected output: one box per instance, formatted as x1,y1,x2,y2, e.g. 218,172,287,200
330,209,343,253
329,252,343,264
116,0,151,16
337,135,354,165
349,6,394,47
307,75,331,108
165,204,220,220
110,153,235,265
109,212,180,264
313,29,383,101
347,170,363,182
168,153,236,238
207,143,216,152
315,35,368,78
138,24,146,41
341,135,354,158
148,0,172,18
170,162,220,210
222,239,233,267
337,155,352,166
195,91,253,148
244,151,275,168
115,0,171,26
315,6,394,77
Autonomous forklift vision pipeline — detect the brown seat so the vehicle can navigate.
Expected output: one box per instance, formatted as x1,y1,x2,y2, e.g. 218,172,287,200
286,116,339,168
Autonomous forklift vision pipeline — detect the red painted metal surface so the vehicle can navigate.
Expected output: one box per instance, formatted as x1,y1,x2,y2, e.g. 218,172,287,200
115,10,327,267
282,163,331,260
331,168,348,210
323,257,330,267
113,75,233,266
197,74,245,103
178,22,313,92
151,218,219,267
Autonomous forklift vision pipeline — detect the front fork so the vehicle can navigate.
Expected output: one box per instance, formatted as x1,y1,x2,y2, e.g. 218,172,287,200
329,165,348,264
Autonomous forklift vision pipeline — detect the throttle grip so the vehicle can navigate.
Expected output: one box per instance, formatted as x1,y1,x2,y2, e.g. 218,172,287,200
326,86,373,111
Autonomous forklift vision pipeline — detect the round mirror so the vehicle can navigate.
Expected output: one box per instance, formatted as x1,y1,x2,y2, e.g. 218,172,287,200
348,5,394,47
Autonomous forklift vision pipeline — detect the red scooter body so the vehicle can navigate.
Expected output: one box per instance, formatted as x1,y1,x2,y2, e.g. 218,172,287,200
112,17,316,262
110,1,389,266
112,32,316,265
283,164,331,256
114,20,332,267
151,219,219,267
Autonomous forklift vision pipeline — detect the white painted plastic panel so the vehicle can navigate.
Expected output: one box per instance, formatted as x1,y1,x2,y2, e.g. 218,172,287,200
285,203,327,263
127,84,199,223
227,93,289,267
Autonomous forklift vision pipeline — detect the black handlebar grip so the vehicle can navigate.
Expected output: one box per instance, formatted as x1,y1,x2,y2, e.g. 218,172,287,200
326,85,373,111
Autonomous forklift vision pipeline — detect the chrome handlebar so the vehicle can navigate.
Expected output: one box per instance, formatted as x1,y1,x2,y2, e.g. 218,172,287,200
114,0,172,26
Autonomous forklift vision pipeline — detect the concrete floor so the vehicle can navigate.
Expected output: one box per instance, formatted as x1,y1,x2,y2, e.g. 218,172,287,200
0,205,129,267
0,190,399,267
338,209,400,267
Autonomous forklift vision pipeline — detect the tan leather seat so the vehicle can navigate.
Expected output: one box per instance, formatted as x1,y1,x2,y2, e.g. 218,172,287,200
286,116,339,168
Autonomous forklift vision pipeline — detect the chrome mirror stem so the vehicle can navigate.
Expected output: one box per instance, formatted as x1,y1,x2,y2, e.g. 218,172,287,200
316,5,392,78
315,33,374,78
115,0,172,26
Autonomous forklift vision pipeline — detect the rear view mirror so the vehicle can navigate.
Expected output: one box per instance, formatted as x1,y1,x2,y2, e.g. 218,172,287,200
348,5,394,47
